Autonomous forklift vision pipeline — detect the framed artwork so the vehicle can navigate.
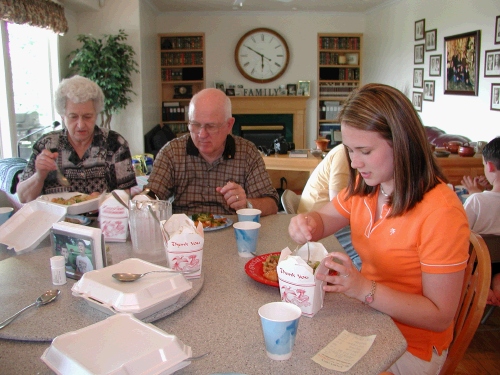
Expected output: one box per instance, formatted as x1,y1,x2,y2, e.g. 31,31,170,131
287,84,297,96
225,88,235,96
444,30,481,96
413,68,424,88
423,80,435,101
491,83,500,111
425,29,437,51
415,19,425,41
429,54,442,76
496,15,500,44
484,49,500,77
414,44,425,64
298,80,311,96
214,80,225,92
412,91,422,112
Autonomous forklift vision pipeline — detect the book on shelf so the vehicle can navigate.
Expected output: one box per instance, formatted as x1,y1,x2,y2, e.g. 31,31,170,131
289,149,309,158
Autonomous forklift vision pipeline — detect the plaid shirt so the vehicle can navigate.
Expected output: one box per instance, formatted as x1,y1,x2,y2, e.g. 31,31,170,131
20,126,137,195
146,134,279,215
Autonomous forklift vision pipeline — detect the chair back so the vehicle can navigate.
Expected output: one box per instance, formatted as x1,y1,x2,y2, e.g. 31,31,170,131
440,231,491,375
280,189,300,214
481,234,500,263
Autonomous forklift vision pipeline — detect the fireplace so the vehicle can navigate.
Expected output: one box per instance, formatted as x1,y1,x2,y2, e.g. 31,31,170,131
230,96,309,149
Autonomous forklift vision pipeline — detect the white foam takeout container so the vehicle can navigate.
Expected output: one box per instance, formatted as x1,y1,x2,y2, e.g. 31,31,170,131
41,313,192,375
71,258,192,320
0,200,67,254
37,192,101,215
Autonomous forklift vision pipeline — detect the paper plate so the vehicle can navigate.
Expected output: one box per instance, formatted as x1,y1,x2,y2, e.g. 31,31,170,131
37,192,101,215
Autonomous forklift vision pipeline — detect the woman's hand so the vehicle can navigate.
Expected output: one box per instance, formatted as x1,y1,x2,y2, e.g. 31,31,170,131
34,149,58,179
288,213,315,243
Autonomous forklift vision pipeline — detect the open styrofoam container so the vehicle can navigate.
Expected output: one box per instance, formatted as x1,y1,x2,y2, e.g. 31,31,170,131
41,313,192,375
0,200,67,254
71,258,193,319
37,192,101,215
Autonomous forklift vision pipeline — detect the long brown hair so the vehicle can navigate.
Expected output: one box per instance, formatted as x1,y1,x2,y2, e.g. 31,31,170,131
338,83,447,216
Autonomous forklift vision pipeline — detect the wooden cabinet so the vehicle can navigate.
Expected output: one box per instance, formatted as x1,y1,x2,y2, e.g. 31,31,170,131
436,154,484,186
317,33,362,148
159,33,205,136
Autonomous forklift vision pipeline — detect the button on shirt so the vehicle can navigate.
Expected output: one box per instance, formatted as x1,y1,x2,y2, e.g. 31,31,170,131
145,134,279,215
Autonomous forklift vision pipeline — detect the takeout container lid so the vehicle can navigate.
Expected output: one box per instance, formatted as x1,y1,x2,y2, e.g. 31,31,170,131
277,244,329,317
71,258,192,319
37,191,101,215
41,313,192,375
0,200,67,254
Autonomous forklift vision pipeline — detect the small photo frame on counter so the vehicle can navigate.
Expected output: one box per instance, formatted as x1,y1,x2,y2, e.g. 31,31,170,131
298,81,311,96
50,222,106,280
287,84,297,95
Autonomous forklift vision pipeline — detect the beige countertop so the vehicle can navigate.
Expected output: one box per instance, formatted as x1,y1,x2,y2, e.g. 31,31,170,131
0,214,406,374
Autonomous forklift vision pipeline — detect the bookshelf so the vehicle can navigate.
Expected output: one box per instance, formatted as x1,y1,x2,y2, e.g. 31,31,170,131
159,33,205,136
317,33,362,148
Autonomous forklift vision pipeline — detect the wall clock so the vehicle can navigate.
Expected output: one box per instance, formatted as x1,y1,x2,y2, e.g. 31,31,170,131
234,28,290,83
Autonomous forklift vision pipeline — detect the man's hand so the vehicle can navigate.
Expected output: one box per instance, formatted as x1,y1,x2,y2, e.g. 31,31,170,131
216,180,248,210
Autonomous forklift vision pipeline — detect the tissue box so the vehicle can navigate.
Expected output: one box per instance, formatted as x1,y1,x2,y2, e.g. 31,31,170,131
99,191,129,242
161,214,204,279
277,243,329,317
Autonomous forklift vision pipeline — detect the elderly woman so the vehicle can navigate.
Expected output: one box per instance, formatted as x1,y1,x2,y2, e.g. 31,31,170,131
17,75,136,203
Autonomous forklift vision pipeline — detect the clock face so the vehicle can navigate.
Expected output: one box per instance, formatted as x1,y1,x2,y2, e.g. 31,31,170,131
235,28,289,83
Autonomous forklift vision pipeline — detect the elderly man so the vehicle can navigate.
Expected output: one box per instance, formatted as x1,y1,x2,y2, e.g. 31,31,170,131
143,88,278,216
17,75,136,203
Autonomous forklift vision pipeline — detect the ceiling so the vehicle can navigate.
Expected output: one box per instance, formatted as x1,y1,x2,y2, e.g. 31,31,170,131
146,0,395,13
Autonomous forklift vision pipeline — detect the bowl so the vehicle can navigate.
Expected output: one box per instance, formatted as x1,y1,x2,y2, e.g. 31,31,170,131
444,141,463,154
458,145,475,157
314,138,329,152
434,150,451,158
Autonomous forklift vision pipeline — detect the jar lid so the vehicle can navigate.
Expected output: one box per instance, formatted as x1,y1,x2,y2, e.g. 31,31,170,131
51,255,65,268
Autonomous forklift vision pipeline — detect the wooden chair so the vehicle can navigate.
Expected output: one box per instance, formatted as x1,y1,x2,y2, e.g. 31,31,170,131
280,189,300,214
439,231,491,375
480,234,500,324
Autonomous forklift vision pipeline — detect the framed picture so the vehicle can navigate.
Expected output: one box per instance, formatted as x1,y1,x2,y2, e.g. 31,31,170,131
214,80,225,92
423,80,435,101
412,92,422,112
444,30,481,96
425,29,437,51
287,84,297,96
415,19,425,41
429,54,442,76
298,80,311,96
491,83,500,111
225,88,235,96
345,53,359,65
496,15,500,44
414,44,425,64
484,49,500,77
235,84,244,96
413,68,424,88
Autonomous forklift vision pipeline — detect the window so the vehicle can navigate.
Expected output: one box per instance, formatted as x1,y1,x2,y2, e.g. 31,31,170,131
0,21,59,159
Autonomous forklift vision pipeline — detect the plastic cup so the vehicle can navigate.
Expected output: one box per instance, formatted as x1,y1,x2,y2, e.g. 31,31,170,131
233,221,261,258
258,302,302,360
0,207,14,226
236,208,261,223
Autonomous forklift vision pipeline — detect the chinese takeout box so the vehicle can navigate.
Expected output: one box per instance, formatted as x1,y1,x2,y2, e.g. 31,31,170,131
277,243,329,317
161,214,204,279
99,191,129,242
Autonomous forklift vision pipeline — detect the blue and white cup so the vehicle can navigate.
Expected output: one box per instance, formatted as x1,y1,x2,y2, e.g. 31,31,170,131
0,207,14,226
236,208,261,223
233,221,261,257
258,302,302,360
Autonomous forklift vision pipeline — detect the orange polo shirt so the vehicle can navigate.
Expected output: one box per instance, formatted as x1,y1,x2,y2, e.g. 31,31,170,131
333,182,470,361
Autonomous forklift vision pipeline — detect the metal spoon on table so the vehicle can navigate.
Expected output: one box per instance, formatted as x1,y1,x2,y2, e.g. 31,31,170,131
0,289,61,329
112,269,198,282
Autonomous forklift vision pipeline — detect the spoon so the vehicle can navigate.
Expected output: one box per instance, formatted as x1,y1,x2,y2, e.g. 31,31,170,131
0,289,60,330
112,269,198,282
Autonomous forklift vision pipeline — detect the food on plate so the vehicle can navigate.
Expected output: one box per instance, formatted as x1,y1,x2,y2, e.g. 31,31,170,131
191,213,227,228
262,254,279,282
50,192,100,205
64,217,81,224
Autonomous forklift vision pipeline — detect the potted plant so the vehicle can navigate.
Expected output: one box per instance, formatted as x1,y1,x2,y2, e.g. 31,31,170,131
67,29,139,129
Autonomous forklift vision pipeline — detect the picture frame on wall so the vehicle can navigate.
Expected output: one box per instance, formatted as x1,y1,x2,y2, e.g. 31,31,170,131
429,54,442,76
412,92,422,112
423,80,435,102
413,68,424,88
484,49,500,77
491,83,500,111
444,30,481,96
414,44,425,64
495,15,500,44
415,19,425,41
425,29,437,51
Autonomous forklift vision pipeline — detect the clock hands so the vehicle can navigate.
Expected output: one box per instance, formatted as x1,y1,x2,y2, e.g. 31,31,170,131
244,45,271,62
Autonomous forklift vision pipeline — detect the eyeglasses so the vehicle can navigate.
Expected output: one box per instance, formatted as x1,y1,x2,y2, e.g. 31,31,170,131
188,122,225,134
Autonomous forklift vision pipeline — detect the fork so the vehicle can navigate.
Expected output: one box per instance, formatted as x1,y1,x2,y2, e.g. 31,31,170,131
46,145,70,187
